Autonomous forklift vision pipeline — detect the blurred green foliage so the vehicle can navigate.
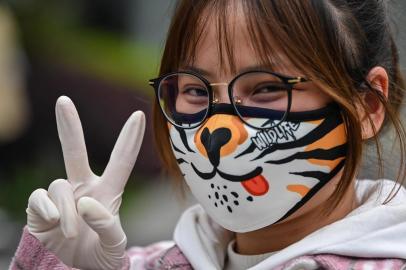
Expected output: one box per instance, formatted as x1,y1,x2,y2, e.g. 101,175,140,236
11,0,162,96
0,149,65,220
1,0,165,220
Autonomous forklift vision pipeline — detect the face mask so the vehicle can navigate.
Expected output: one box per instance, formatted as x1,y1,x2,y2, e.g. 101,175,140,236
168,103,347,233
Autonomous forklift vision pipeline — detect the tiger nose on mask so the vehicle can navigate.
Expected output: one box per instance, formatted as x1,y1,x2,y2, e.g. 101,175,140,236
195,115,249,167
200,127,231,167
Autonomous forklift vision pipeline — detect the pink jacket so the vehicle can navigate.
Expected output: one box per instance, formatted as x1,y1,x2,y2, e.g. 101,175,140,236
9,227,406,270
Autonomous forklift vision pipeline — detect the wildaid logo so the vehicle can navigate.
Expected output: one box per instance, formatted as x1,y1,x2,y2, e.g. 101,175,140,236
251,122,300,151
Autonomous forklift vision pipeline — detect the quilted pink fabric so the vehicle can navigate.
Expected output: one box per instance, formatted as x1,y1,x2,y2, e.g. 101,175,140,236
9,227,406,270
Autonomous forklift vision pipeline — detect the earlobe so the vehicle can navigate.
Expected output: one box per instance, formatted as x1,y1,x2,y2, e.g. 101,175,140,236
360,66,389,140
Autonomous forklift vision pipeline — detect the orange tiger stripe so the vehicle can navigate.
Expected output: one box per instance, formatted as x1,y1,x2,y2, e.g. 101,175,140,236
304,122,347,169
308,157,345,170
306,119,324,126
305,123,347,150
287,184,310,197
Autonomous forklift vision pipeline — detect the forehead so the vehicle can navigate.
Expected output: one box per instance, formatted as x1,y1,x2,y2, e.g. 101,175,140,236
185,2,296,78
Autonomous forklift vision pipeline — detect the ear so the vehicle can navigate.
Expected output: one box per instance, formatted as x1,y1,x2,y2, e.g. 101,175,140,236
360,66,389,140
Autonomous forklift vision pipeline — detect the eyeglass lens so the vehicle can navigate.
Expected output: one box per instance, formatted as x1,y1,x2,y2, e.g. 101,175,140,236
157,72,289,129
158,73,209,128
231,72,289,128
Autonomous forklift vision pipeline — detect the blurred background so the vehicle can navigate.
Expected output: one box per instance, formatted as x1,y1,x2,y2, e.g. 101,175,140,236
0,0,405,267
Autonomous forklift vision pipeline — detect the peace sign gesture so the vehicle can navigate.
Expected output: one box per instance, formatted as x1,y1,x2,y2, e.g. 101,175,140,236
26,96,145,269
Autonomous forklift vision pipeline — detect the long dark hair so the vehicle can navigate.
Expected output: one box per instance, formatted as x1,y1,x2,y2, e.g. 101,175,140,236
153,0,406,209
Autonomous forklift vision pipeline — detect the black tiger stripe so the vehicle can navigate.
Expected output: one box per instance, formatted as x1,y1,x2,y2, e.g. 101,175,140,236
174,126,195,153
289,170,330,181
252,113,343,161
265,144,347,165
169,137,186,154
176,158,189,164
275,159,346,223
235,143,257,158
191,163,216,179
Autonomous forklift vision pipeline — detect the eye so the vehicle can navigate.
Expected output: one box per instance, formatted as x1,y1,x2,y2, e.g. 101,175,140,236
178,86,209,106
252,82,288,95
183,87,208,97
247,82,289,105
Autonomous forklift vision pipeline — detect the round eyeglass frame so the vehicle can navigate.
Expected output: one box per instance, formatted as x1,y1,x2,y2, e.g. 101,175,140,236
148,70,308,130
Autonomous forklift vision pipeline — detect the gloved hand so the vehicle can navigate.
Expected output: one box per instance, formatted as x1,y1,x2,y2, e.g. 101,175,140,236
26,96,145,269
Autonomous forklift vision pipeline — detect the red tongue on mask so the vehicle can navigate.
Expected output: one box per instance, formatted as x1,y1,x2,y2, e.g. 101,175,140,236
241,175,269,196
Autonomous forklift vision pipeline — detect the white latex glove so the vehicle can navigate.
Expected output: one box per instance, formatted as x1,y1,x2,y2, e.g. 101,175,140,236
26,96,145,270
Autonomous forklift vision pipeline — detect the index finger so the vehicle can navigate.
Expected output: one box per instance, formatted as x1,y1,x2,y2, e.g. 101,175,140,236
56,96,93,182
101,111,145,194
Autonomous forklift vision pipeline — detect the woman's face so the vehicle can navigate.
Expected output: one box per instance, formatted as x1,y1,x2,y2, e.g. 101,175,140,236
169,6,347,228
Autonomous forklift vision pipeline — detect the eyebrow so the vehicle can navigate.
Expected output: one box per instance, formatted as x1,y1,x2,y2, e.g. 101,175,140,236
181,64,280,78
181,66,213,77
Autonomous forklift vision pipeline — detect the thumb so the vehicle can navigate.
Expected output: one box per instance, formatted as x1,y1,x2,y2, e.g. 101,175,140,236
77,197,127,248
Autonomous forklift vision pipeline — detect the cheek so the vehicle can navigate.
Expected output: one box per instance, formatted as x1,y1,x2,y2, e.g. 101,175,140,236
290,89,333,112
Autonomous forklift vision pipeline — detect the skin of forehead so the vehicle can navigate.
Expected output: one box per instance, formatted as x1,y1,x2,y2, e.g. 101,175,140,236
191,1,301,81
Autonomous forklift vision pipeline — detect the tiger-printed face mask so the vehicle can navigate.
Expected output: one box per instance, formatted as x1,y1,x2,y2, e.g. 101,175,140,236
168,103,347,232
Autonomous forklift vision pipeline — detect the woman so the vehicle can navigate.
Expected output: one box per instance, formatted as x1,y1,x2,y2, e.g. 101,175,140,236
10,0,406,269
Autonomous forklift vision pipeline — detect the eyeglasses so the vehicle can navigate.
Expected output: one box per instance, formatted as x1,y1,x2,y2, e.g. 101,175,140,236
149,70,308,129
